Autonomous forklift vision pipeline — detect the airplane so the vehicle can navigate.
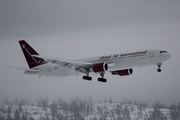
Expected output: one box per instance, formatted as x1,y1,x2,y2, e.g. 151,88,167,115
10,40,171,82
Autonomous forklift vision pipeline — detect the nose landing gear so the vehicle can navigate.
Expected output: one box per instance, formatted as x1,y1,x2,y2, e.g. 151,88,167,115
157,68,161,72
157,63,162,72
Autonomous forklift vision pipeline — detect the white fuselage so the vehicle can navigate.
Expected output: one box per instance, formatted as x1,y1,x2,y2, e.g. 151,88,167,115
25,49,171,77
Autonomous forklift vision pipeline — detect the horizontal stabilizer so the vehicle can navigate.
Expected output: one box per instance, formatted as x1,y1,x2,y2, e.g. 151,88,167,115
8,66,39,73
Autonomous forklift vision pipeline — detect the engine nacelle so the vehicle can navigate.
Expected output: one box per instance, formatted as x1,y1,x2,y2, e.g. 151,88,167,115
92,63,108,73
111,69,133,76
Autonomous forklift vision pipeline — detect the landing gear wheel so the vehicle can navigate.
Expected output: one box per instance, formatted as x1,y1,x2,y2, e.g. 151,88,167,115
97,78,107,83
82,76,92,81
157,68,161,72
97,72,107,82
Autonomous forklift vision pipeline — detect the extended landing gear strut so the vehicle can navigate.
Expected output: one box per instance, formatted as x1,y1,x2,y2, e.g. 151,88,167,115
97,73,107,83
157,63,162,72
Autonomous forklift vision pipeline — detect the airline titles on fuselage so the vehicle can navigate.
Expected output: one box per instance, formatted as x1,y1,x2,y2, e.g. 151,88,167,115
99,50,148,61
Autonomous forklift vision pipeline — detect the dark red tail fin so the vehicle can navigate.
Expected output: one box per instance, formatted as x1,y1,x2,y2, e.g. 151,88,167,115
19,40,47,68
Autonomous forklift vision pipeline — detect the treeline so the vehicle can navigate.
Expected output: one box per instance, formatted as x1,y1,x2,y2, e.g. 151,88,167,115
0,97,180,120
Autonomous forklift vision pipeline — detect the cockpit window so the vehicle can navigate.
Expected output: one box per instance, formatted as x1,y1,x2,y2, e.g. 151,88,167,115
160,51,167,53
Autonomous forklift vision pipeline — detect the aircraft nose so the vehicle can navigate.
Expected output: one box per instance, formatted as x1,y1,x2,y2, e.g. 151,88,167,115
165,53,172,60
168,53,172,59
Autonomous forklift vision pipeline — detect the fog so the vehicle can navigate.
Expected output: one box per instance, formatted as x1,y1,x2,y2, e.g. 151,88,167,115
0,0,180,105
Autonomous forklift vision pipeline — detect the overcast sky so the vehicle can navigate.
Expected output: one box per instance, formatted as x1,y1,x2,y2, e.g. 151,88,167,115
0,0,180,105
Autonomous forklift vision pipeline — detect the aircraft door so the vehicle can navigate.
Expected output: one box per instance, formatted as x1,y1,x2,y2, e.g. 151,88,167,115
149,51,153,58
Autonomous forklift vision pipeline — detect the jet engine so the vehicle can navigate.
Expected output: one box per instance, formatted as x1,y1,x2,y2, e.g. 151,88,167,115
92,63,108,73
111,69,133,76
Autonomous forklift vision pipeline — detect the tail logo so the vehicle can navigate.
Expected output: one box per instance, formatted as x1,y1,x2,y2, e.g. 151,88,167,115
21,44,41,63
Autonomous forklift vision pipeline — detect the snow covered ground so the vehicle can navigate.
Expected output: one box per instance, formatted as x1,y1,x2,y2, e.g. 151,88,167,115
0,102,172,120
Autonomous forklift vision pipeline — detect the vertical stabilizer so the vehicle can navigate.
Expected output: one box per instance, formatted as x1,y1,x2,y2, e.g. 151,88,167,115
19,40,47,68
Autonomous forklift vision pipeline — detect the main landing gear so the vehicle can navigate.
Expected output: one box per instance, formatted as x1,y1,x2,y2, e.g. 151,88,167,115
98,73,107,83
97,78,107,82
157,63,162,72
82,73,107,82
82,74,92,81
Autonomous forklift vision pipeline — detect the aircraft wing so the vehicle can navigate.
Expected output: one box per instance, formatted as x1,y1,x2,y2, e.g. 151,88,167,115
32,55,93,74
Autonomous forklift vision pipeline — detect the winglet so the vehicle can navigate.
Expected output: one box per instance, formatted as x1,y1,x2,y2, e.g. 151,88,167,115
19,40,47,68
